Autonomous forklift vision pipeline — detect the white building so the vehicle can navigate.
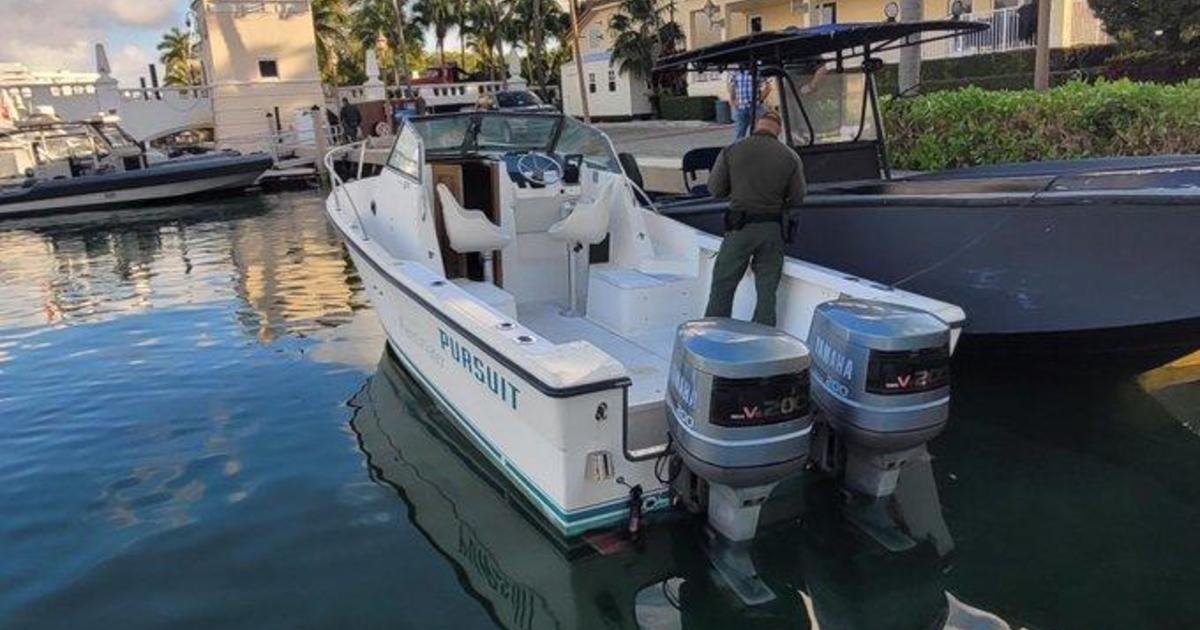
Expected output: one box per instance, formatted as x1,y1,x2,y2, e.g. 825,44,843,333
560,1,654,120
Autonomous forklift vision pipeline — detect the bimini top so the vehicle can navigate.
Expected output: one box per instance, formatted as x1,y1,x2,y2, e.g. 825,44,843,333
655,20,988,72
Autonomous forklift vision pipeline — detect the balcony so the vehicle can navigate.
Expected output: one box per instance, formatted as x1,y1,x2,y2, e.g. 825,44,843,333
919,6,1035,60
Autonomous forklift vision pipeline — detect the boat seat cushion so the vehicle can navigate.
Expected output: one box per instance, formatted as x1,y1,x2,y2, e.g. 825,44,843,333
437,183,512,254
451,279,518,319
548,178,616,246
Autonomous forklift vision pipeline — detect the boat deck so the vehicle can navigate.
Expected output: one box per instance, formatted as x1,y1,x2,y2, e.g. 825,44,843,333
518,301,674,412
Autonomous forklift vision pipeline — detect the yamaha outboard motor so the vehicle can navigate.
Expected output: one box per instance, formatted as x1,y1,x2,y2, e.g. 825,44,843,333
666,318,812,603
807,299,952,550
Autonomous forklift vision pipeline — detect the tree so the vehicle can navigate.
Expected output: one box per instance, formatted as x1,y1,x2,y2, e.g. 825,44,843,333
413,0,456,69
608,0,684,104
461,0,513,80
312,0,350,85
350,0,423,85
513,0,570,93
157,27,202,86
1088,0,1200,49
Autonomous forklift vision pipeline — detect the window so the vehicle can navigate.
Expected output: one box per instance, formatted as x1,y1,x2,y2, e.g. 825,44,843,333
816,2,837,24
386,123,422,180
587,27,604,51
258,59,279,79
607,70,617,92
952,0,974,12
587,73,597,94
994,0,1021,8
749,15,764,33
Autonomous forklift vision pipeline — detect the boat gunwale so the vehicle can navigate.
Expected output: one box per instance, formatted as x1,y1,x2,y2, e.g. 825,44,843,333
327,208,635,399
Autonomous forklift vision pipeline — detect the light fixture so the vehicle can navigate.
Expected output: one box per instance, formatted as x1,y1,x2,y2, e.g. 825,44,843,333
950,0,966,19
884,2,900,22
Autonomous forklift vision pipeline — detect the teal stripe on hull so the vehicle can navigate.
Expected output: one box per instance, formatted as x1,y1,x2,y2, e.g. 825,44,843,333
383,335,668,537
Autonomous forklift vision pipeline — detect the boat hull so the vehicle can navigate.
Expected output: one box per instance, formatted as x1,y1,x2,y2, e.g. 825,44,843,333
334,222,670,537
665,191,1200,363
351,350,679,630
0,154,273,218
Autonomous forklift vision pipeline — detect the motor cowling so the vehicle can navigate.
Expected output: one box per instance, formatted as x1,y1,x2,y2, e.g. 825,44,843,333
807,299,951,498
668,318,813,486
667,318,812,543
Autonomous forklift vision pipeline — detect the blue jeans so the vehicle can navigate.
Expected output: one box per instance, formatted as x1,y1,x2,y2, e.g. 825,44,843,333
733,106,759,140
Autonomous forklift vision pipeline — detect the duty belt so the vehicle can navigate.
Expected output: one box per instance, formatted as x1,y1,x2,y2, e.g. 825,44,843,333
724,210,797,243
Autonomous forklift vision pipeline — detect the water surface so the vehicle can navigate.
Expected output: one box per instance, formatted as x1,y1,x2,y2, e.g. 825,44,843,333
1,192,1198,629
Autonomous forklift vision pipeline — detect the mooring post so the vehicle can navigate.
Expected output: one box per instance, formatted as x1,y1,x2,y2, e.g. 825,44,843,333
312,105,329,183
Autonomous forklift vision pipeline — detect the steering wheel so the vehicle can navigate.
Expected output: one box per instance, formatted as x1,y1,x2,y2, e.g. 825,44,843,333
516,152,564,186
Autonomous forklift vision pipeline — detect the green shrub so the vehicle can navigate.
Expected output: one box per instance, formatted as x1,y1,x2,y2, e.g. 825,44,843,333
882,79,1200,171
659,95,716,121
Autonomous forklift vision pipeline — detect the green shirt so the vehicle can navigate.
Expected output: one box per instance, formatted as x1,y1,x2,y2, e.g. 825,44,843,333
707,130,807,216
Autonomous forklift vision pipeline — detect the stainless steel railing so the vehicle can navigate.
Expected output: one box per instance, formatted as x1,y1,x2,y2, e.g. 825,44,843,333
323,140,372,241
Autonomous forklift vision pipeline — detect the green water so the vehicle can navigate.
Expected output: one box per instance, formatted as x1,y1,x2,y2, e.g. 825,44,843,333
1,191,1198,629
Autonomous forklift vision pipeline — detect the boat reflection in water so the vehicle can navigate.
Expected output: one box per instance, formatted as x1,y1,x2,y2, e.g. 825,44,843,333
351,350,1026,630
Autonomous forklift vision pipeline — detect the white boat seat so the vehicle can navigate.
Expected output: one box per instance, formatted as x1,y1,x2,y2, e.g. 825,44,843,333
548,178,615,246
547,178,619,316
437,183,511,254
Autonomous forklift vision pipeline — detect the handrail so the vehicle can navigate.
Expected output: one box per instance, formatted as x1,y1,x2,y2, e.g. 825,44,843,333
324,140,372,242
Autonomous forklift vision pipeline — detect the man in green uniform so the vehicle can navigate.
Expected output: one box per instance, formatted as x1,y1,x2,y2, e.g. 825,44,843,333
703,110,806,327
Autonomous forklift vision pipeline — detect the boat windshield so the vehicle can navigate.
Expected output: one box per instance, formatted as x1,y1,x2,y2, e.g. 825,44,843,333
6,124,109,162
408,113,561,154
406,112,621,172
782,64,876,146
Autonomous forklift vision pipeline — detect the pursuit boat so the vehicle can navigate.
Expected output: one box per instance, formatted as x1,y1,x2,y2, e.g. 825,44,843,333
352,349,1018,630
653,21,1200,366
324,110,964,538
0,115,272,218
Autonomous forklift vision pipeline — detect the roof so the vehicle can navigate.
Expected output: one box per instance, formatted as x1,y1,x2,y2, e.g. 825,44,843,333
655,20,989,72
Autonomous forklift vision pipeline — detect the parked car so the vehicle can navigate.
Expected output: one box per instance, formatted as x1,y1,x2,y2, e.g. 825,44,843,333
492,90,557,113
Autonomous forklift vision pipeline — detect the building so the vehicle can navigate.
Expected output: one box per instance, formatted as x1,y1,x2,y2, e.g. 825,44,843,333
562,0,1112,116
560,1,655,119
191,0,326,150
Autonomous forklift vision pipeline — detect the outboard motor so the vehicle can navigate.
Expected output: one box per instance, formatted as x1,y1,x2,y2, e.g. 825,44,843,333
807,299,952,550
666,318,812,603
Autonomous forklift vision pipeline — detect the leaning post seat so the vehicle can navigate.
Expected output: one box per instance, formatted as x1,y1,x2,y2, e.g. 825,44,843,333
436,183,512,283
548,178,616,316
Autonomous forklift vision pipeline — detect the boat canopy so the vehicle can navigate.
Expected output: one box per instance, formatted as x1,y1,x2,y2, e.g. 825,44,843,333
655,20,988,72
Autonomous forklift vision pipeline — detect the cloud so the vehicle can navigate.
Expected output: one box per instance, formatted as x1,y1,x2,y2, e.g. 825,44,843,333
110,0,178,28
0,0,182,83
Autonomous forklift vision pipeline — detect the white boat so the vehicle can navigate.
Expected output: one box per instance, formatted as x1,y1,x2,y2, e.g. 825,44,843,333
323,111,965,538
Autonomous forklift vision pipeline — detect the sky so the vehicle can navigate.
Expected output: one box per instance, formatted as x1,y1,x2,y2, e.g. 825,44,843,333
0,0,452,86
0,0,185,84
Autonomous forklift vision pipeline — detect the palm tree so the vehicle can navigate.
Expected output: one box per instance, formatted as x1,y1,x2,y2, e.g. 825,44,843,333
608,0,683,99
461,0,506,79
312,0,350,85
412,0,456,70
513,0,569,93
351,0,422,86
157,27,202,86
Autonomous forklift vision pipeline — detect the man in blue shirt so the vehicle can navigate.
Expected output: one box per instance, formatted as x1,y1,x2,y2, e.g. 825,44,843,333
728,69,771,140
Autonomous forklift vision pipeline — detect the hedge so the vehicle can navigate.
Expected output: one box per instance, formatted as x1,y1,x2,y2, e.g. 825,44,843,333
876,45,1200,95
881,79,1200,171
659,95,716,121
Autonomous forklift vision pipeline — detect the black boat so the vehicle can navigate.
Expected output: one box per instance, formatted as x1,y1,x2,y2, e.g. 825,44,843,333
652,21,1200,365
0,116,273,218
